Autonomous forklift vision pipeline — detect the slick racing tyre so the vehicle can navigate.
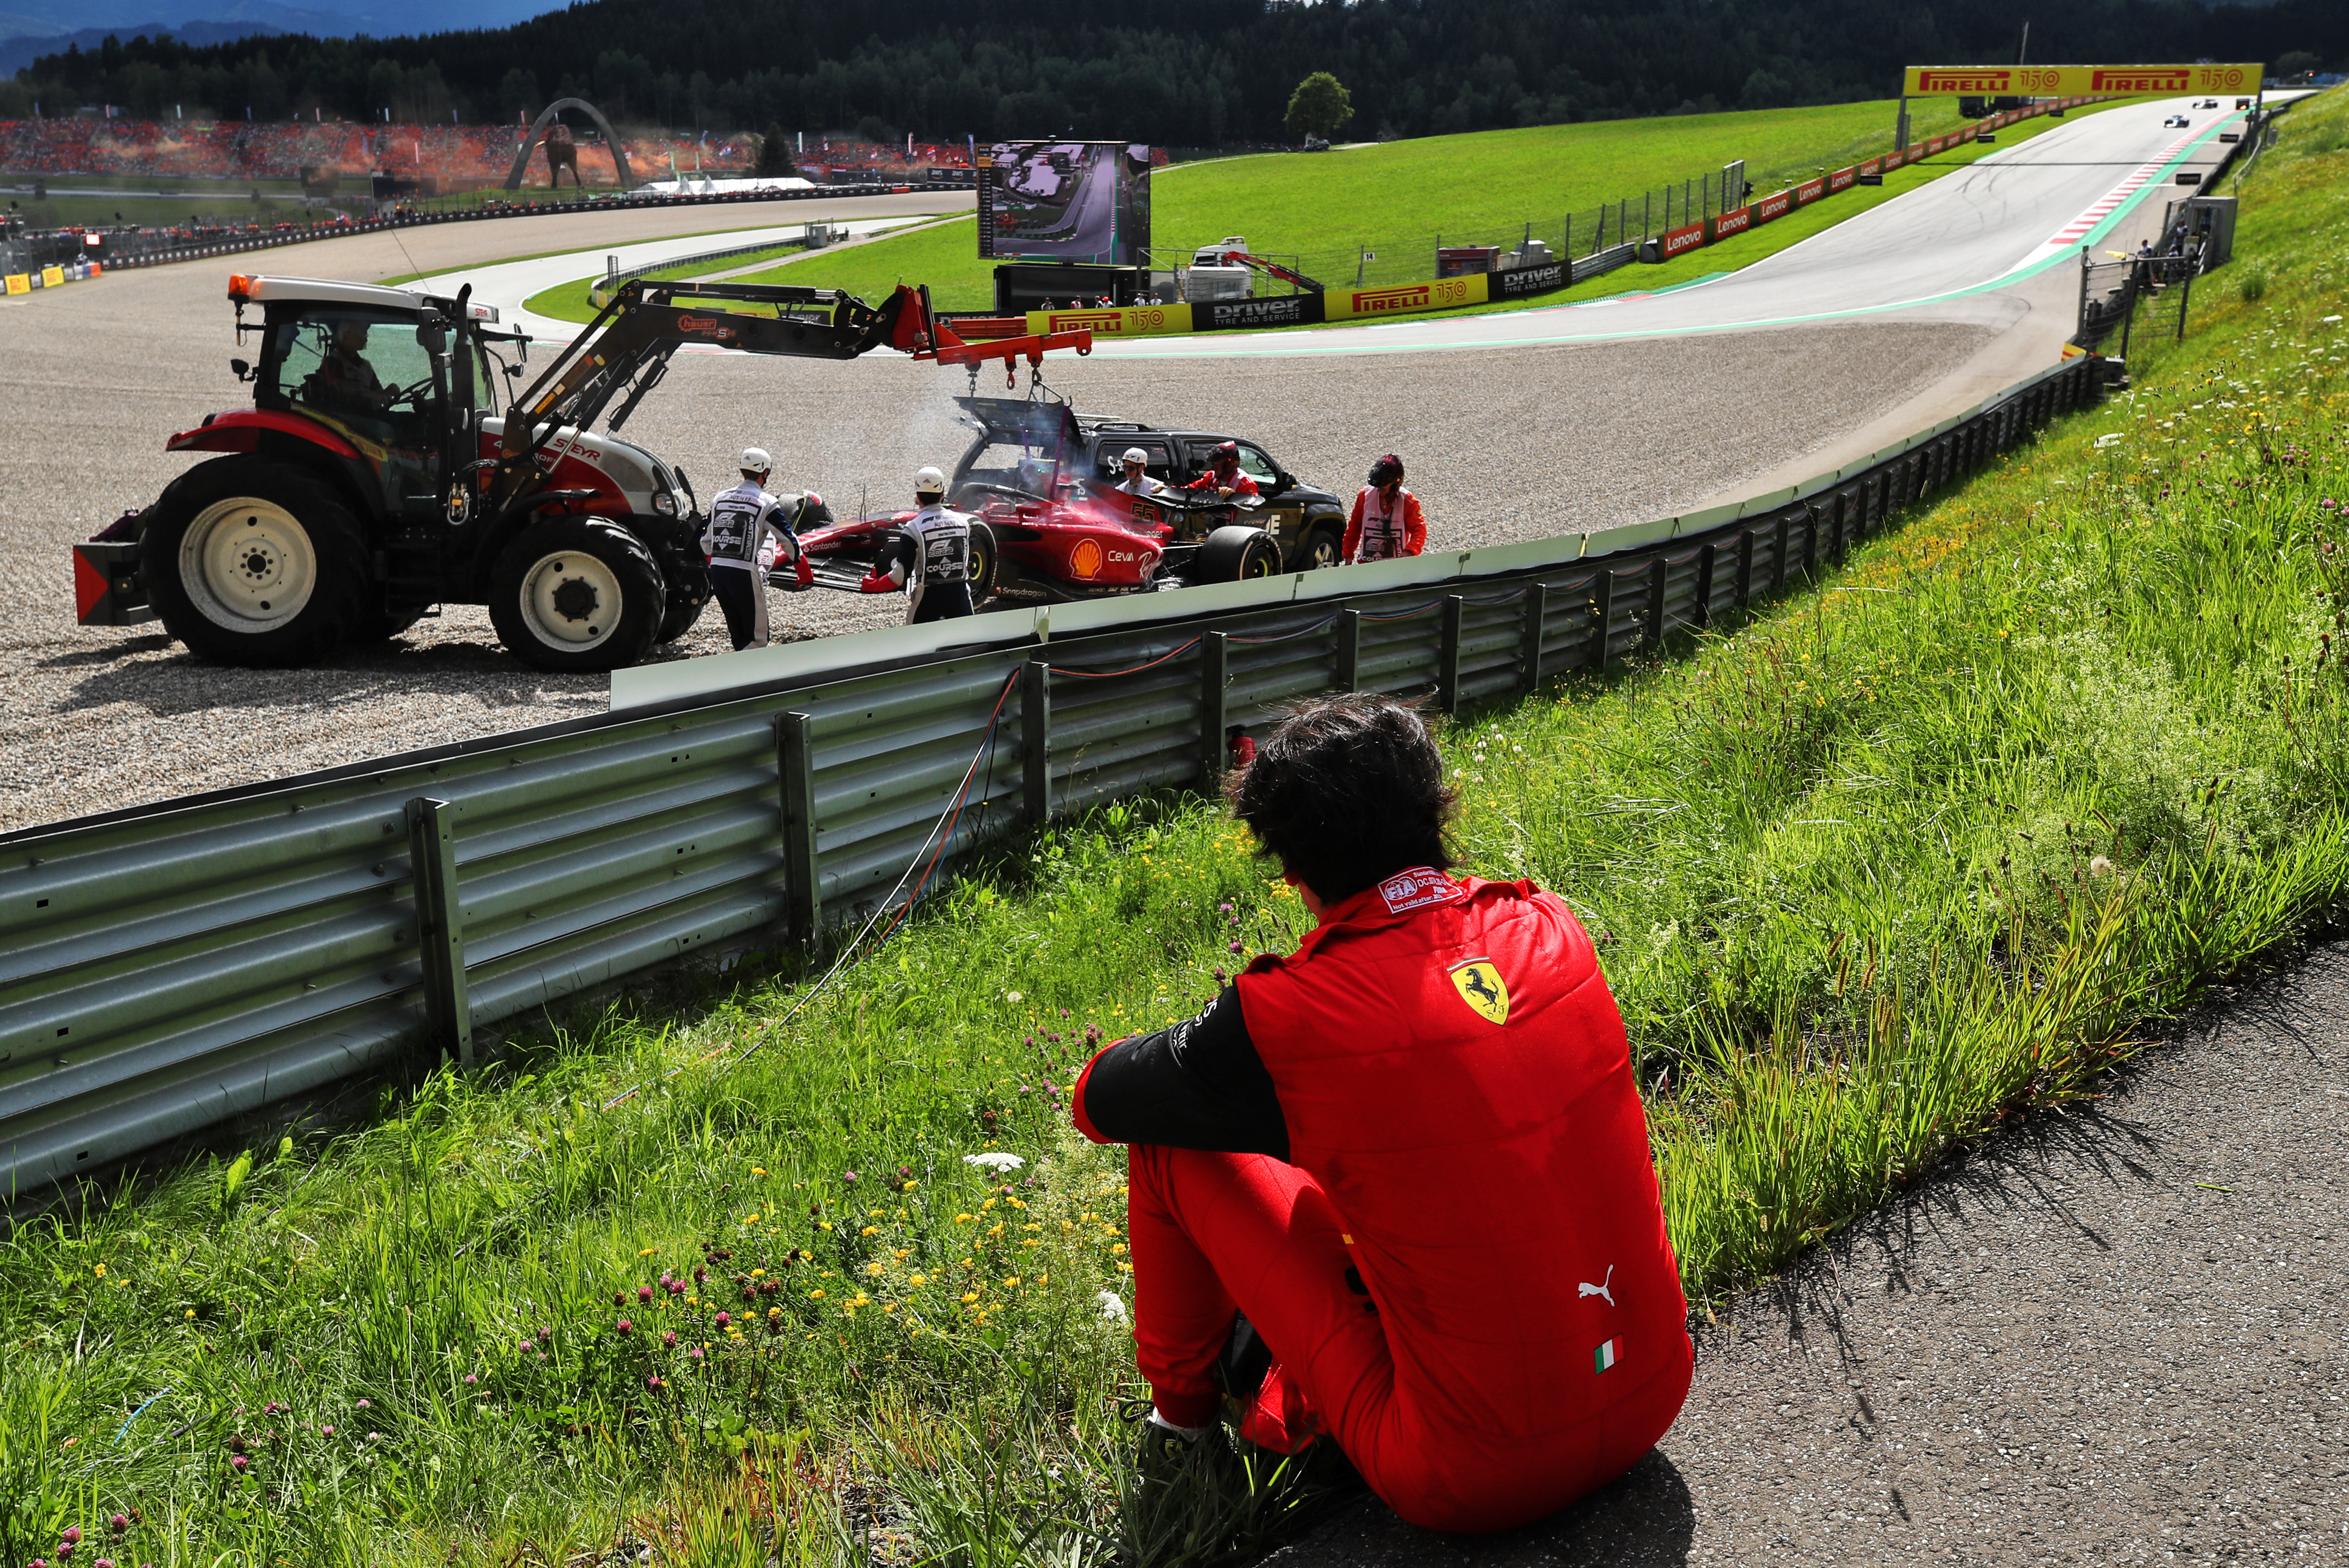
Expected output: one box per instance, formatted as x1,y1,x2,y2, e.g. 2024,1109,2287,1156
963,521,998,603
141,456,375,667
1195,525,1282,584
489,516,666,673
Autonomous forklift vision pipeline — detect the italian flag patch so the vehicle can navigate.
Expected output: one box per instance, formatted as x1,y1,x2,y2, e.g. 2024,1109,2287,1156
1592,1337,1624,1374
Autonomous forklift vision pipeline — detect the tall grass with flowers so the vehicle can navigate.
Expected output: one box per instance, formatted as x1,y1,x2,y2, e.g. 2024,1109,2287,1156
5,86,2349,1568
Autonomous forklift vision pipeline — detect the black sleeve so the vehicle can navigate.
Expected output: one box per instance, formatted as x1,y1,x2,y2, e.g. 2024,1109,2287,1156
890,530,918,578
1078,985,1289,1160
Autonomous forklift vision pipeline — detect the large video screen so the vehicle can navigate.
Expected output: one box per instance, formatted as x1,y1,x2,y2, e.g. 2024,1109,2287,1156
977,142,1153,265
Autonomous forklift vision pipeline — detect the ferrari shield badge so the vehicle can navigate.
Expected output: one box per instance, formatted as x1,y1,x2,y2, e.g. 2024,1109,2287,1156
1447,957,1510,1026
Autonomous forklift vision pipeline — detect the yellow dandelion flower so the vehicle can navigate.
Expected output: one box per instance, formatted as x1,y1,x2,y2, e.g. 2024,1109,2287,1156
909,1273,927,1286
93,1264,106,1278
867,1262,884,1276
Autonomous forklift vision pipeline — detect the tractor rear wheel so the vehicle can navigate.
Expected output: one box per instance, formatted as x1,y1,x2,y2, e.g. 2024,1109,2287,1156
488,516,667,673
140,456,374,667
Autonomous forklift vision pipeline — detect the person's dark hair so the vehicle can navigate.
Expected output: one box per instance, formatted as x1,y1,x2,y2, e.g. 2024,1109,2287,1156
1225,694,1456,904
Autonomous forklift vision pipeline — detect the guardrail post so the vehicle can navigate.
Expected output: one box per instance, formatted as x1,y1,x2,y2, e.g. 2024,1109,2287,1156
1335,609,1361,693
1437,596,1464,711
1022,661,1052,827
1590,569,1615,670
1644,558,1667,648
1736,528,1755,608
1200,631,1229,786
404,796,471,1070
1693,542,1716,628
1519,582,1548,693
1776,509,1796,587
1801,503,1819,580
777,711,820,942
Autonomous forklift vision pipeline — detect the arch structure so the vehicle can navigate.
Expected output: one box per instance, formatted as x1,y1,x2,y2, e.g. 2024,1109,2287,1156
503,98,637,192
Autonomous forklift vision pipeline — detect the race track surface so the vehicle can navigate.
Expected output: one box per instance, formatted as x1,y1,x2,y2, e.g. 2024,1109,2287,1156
0,101,2235,835
1264,941,2349,1565
1100,94,2243,360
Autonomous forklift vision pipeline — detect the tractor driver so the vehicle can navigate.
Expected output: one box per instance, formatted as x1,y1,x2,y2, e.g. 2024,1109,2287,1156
1186,441,1260,504
313,319,396,416
1071,693,1693,1532
860,466,975,623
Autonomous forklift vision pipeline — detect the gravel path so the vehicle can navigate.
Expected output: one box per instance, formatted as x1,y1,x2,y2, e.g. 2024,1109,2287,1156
0,204,1990,836
1261,941,2349,1566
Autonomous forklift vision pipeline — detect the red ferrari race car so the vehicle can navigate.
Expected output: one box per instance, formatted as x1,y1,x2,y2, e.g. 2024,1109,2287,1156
787,396,1349,602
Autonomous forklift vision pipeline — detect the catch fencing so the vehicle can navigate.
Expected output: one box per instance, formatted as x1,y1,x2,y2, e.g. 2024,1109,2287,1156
0,355,2103,1199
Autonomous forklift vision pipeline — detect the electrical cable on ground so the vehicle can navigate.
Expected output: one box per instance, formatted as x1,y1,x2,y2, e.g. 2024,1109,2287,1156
599,669,1022,1110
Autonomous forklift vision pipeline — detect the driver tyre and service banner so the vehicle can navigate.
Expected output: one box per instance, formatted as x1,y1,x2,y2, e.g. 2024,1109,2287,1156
140,456,377,667
488,515,668,673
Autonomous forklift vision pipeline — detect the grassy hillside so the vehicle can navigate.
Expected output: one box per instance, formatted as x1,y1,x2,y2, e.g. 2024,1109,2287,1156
10,82,2342,1568
529,95,1998,319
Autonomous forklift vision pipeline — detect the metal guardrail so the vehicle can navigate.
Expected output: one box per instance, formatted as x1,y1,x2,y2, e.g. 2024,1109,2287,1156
0,355,2102,1196
77,183,904,273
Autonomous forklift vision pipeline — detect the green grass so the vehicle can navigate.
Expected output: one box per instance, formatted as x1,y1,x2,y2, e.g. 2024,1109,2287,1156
4,85,2345,1568
521,97,2121,323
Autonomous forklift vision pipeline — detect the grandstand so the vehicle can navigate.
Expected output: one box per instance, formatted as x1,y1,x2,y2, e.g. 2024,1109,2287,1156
0,119,976,189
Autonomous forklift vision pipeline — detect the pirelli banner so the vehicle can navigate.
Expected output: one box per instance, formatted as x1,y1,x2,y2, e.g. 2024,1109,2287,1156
1903,63,2260,97
1023,257,1574,338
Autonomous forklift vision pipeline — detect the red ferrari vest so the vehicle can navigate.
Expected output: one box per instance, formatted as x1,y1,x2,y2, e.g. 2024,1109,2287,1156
1232,868,1690,1461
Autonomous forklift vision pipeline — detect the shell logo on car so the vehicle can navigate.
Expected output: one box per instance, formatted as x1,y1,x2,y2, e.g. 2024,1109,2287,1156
1070,538,1103,579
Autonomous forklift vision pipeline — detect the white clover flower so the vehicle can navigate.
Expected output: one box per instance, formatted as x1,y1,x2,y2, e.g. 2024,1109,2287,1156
1005,990,1023,1003
963,1152,1026,1172
1098,1290,1128,1322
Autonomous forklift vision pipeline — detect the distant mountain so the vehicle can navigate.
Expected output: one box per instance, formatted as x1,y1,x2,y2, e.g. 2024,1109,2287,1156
0,21,291,75
0,0,558,49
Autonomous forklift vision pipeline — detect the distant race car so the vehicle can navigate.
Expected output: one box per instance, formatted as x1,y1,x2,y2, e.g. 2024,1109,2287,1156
790,397,1349,602
2164,114,2191,127
2197,99,2219,109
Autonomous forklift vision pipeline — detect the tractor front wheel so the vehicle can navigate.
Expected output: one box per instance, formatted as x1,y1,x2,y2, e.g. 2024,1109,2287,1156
140,457,374,667
489,517,667,673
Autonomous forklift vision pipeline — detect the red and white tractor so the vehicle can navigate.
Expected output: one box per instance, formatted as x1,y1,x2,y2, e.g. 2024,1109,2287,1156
73,273,1085,671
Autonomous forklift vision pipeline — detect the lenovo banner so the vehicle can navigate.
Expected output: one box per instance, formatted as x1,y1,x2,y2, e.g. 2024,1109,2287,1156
1754,189,1794,224
1196,294,1326,331
1706,206,1753,241
1657,222,1707,261
1829,166,1857,193
1794,176,1826,206
1904,63,2261,97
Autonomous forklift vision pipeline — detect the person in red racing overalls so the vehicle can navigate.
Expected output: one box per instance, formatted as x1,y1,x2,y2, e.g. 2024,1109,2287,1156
1343,453,1427,564
1185,440,1260,504
1071,694,1691,1532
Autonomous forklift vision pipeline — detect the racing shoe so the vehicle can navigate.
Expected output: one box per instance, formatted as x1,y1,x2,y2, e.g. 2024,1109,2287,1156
1215,1310,1274,1429
1120,1399,1203,1478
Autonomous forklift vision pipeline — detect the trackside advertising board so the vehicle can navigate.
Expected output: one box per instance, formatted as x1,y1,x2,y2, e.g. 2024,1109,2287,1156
1020,256,1573,338
1902,63,2259,96
1755,188,1794,223
1658,222,1707,259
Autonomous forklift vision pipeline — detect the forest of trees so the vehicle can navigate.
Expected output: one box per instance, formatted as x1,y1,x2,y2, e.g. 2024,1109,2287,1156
3,0,2342,146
